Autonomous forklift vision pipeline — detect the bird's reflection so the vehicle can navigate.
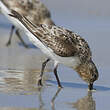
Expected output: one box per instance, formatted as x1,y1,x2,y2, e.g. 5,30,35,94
71,91,96,110
0,67,63,110
33,87,62,110
51,88,62,110
0,87,62,110
36,87,62,110
0,68,51,94
37,87,45,110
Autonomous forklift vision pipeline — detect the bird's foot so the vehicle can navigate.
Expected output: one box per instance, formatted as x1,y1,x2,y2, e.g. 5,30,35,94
23,44,30,49
6,41,11,46
88,88,96,92
38,78,43,86
58,84,63,88
88,83,96,92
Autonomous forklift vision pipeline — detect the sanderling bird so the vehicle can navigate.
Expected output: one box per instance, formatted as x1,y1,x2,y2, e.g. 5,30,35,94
0,0,54,48
9,10,99,90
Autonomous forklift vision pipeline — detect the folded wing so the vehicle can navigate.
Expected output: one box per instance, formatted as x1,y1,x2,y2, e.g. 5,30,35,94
9,10,92,61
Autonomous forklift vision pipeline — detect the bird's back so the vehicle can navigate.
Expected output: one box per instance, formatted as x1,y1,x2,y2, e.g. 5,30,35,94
32,24,92,62
1,0,53,25
11,10,92,62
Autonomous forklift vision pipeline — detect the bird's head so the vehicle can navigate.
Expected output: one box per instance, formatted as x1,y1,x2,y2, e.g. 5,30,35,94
75,60,99,84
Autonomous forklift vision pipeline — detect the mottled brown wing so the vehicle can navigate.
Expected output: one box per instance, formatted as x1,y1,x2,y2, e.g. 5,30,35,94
34,25,79,57
9,10,76,57
1,0,52,24
9,10,91,59
34,24,92,59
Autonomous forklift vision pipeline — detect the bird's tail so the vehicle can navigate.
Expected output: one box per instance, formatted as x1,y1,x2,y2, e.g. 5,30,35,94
9,10,23,20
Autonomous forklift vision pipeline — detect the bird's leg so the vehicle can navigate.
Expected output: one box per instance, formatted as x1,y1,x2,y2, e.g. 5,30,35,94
16,29,29,48
88,83,93,90
54,63,62,88
88,83,96,91
38,59,50,86
6,25,15,46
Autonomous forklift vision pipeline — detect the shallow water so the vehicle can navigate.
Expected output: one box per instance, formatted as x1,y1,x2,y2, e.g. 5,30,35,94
0,0,110,110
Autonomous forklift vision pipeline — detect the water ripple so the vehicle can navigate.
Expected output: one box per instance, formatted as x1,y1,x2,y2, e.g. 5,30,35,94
0,68,51,94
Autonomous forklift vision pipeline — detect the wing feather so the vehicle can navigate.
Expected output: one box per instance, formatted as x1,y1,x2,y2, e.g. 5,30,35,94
9,10,92,61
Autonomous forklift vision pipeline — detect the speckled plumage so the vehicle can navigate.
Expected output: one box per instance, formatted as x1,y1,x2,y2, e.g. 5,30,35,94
0,0,54,47
9,10,99,90
1,0,54,25
14,13,91,63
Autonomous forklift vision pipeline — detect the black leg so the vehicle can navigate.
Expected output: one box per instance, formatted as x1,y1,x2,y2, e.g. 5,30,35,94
88,83,93,90
6,25,15,46
38,59,50,86
16,29,29,48
54,63,62,88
